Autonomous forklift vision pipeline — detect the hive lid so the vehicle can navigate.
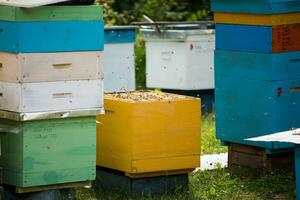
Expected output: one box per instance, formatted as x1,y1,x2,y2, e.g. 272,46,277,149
246,129,300,145
0,0,70,8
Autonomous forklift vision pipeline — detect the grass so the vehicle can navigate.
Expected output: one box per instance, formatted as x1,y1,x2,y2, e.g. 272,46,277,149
201,113,227,155
77,115,295,200
77,169,295,200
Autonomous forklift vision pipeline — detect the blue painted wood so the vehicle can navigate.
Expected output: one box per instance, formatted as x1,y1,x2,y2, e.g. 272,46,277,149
216,24,272,53
296,145,300,200
215,77,300,150
211,0,300,14
215,50,300,81
105,27,136,44
0,20,104,53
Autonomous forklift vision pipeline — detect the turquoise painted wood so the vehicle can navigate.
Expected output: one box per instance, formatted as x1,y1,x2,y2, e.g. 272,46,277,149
0,21,104,53
216,24,272,53
296,145,300,200
105,26,136,44
211,0,300,14
0,117,96,187
215,77,300,150
215,50,300,81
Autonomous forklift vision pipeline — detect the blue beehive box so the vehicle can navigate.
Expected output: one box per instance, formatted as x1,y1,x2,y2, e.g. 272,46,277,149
0,20,104,53
215,50,300,81
215,76,300,150
211,0,300,14
216,24,300,53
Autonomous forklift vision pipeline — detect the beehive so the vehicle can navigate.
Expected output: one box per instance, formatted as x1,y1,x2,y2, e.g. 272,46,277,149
0,117,96,188
215,76,300,150
96,92,201,177
211,0,300,14
216,23,300,53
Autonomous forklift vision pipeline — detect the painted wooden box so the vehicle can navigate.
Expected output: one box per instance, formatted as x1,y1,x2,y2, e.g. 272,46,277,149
141,27,215,90
0,51,103,83
211,0,300,14
214,12,300,26
0,5,103,21
215,50,300,81
104,26,136,93
96,92,201,177
215,77,300,150
0,117,96,187
0,20,104,53
216,23,300,53
0,80,103,113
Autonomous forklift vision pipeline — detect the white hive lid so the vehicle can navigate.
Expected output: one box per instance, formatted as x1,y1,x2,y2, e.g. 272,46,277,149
0,0,70,7
247,128,300,145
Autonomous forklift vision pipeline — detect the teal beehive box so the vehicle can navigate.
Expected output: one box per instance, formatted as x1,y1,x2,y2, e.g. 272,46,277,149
0,117,96,188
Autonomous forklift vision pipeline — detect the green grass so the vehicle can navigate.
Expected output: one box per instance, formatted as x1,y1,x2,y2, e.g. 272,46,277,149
201,114,227,155
77,169,295,200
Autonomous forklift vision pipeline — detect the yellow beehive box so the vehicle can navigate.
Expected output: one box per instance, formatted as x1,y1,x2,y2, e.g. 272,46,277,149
214,12,300,26
96,92,201,178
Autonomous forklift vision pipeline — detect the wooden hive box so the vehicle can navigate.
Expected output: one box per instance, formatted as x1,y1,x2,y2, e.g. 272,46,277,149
216,23,300,53
214,12,300,26
96,92,201,177
0,80,103,113
0,51,103,83
0,20,104,53
215,50,300,81
211,0,300,14
0,117,96,188
0,5,103,21
215,76,300,151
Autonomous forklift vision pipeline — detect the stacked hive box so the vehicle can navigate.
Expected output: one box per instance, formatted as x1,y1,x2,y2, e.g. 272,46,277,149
104,26,136,93
212,0,300,154
95,92,201,195
0,5,104,191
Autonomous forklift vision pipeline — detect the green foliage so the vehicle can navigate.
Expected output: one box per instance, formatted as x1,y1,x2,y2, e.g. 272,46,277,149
201,114,228,155
135,34,146,89
97,0,212,25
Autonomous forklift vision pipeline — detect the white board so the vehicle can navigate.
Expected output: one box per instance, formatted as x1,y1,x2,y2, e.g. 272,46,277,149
0,80,103,113
0,0,69,8
246,129,300,145
0,51,103,83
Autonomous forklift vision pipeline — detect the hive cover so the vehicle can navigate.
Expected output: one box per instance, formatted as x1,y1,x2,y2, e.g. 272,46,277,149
0,0,70,7
247,129,300,145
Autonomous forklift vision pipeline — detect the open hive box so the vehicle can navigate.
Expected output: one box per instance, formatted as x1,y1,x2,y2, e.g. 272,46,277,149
96,91,201,178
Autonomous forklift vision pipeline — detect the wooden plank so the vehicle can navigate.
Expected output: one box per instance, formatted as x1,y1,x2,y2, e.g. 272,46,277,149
16,181,91,193
214,12,300,26
0,21,104,53
230,143,265,156
0,0,69,8
0,80,103,113
0,117,96,187
0,5,103,21
0,51,104,83
126,169,193,179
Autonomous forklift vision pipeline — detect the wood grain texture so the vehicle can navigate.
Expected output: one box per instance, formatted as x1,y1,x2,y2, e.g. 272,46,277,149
0,80,103,113
0,117,96,187
96,93,201,175
0,5,103,21
0,21,104,53
0,51,104,83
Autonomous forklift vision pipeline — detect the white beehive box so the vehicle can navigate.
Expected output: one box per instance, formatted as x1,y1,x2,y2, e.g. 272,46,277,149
0,80,103,113
104,26,136,93
0,51,103,83
141,26,215,90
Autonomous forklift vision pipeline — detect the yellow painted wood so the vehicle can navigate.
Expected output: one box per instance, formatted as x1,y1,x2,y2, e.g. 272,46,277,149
96,92,201,177
214,12,300,26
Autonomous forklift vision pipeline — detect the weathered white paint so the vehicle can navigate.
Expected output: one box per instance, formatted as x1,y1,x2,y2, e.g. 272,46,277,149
0,51,103,83
0,80,103,113
0,0,69,7
144,32,215,90
104,43,136,93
